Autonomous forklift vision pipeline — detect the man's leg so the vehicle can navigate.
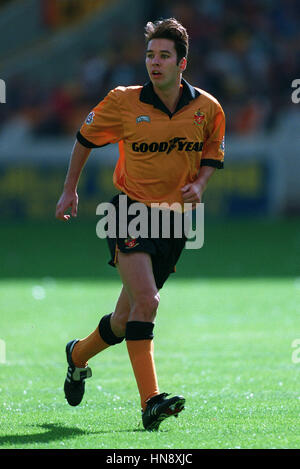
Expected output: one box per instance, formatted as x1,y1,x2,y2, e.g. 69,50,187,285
71,287,131,367
117,251,185,430
64,287,131,406
116,251,160,411
111,287,131,337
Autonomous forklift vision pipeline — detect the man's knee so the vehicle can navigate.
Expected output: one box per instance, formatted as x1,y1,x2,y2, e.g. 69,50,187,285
98,313,125,344
111,310,128,337
130,291,160,322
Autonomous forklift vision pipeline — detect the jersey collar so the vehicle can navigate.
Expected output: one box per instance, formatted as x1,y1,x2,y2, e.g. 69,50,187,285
140,78,200,118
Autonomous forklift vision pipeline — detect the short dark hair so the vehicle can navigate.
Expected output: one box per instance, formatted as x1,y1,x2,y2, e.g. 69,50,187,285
144,18,189,64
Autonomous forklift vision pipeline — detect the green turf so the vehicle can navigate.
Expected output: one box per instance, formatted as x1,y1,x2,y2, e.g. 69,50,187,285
0,219,300,449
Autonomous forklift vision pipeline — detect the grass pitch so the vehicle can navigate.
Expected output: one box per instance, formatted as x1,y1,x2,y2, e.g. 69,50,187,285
0,219,300,449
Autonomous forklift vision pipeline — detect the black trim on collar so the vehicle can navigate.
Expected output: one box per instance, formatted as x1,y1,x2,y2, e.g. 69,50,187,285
140,78,200,118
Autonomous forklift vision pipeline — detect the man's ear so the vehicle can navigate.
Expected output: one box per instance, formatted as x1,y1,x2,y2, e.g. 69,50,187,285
179,57,187,72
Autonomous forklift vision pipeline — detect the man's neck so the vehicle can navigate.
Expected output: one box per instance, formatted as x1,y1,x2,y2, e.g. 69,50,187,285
153,77,183,114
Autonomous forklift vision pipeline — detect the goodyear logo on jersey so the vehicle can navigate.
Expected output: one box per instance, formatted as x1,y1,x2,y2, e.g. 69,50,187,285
132,137,203,155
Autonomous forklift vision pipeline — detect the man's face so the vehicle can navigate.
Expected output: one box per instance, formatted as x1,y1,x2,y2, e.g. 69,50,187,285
145,38,186,90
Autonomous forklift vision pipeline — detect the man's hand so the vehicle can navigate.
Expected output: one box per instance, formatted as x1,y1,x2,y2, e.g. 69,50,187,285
181,181,204,205
181,166,216,206
55,189,78,221
55,141,91,221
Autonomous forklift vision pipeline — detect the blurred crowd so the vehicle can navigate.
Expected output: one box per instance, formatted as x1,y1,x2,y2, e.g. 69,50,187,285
1,0,299,139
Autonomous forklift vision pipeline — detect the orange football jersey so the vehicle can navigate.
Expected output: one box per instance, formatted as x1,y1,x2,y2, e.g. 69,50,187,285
77,79,225,207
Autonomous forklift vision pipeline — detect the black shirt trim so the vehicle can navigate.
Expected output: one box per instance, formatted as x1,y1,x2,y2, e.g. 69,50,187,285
76,130,109,149
201,159,224,169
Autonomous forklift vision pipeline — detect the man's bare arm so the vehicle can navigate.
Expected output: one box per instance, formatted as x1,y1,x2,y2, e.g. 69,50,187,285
55,140,91,221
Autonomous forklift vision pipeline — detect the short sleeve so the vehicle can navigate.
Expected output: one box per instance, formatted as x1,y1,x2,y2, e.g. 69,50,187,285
201,103,225,169
77,88,124,148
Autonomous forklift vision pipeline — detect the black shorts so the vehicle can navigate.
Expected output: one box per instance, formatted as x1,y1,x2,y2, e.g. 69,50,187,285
106,193,187,289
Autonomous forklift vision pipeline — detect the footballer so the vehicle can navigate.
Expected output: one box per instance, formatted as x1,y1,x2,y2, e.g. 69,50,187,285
55,18,225,431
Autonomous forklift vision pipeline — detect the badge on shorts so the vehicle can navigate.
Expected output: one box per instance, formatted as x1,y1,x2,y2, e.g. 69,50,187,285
193,109,205,126
124,236,139,249
85,111,95,125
